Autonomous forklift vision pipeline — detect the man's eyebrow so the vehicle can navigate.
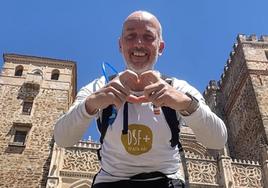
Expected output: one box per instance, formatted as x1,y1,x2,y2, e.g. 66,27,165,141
125,27,135,32
125,27,154,34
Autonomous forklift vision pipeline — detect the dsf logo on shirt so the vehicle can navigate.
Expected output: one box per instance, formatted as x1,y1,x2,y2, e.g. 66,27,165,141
121,124,153,155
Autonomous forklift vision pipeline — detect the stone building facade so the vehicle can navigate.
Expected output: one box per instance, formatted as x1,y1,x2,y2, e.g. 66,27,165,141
0,54,76,187
0,34,268,187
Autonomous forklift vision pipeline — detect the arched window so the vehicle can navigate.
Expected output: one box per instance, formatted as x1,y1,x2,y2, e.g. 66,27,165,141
15,65,24,76
51,69,60,80
32,69,43,76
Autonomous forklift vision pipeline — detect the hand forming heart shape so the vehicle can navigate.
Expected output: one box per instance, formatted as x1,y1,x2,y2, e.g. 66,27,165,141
119,70,161,103
126,95,149,103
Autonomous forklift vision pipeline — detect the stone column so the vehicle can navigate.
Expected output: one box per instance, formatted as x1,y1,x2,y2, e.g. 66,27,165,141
46,144,62,188
218,147,234,188
261,144,268,187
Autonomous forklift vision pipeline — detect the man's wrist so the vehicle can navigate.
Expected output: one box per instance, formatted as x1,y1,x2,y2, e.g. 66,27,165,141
179,92,200,116
85,95,99,115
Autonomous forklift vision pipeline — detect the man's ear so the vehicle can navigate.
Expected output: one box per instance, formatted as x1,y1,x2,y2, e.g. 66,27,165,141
158,41,165,55
119,38,122,53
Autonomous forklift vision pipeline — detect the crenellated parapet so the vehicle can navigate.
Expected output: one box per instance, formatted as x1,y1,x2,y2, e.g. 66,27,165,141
219,34,268,95
216,34,268,117
217,39,247,117
230,157,263,187
236,34,268,64
237,34,268,43
218,36,244,91
73,140,101,150
231,158,260,165
204,80,219,95
203,80,219,112
185,150,216,161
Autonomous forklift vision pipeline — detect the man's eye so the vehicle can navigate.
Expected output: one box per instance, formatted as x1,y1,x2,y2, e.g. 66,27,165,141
144,35,154,41
125,34,136,40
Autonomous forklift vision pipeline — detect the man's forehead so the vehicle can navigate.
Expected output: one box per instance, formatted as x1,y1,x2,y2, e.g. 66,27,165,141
124,20,157,30
123,12,160,31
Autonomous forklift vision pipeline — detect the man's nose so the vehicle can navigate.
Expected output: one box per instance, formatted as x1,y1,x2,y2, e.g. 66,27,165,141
136,38,143,46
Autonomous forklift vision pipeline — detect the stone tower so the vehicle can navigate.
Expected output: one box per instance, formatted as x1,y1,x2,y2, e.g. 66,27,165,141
202,34,268,186
216,34,268,162
0,54,76,188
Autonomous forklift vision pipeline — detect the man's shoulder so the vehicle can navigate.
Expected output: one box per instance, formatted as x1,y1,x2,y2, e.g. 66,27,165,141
166,76,189,87
171,77,204,101
79,76,106,93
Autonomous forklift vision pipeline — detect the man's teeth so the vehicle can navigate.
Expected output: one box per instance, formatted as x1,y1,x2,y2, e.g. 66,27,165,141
133,51,146,57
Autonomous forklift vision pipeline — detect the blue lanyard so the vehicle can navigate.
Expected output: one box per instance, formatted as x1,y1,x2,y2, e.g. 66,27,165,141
101,62,118,125
101,62,118,83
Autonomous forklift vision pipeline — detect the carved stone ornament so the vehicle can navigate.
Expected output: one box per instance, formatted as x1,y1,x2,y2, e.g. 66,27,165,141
187,160,218,184
232,165,263,187
62,149,100,172
17,82,40,100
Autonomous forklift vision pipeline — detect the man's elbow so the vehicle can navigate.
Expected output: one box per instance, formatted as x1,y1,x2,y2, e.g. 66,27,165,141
204,133,227,150
196,130,227,150
53,123,76,148
205,140,226,150
54,133,76,148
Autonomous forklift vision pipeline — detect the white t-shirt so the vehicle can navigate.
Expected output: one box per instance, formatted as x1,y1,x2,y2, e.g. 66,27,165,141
54,73,227,184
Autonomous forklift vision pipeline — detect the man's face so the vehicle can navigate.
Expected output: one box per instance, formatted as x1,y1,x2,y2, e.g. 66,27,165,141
119,18,164,74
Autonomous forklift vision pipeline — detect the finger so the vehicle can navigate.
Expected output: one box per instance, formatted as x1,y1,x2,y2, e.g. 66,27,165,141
140,70,161,85
152,92,166,107
148,87,165,102
106,91,125,109
143,82,165,98
105,87,127,103
110,70,138,87
126,95,149,103
118,80,132,95
109,81,131,96
120,70,139,86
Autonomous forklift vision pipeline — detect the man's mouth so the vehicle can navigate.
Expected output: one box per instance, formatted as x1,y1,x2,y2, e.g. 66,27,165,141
132,51,147,57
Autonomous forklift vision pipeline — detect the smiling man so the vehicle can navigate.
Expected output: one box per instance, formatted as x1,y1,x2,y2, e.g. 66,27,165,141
54,10,227,188
120,11,164,74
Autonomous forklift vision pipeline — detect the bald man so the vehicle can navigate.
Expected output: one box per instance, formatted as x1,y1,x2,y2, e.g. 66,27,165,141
54,11,227,188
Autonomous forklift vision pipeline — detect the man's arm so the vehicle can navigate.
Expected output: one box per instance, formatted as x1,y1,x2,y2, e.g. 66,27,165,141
141,71,227,149
173,78,227,149
54,70,138,147
54,78,104,147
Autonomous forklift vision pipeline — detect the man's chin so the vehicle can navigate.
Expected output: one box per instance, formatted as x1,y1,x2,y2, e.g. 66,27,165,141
124,58,156,74
127,66,153,74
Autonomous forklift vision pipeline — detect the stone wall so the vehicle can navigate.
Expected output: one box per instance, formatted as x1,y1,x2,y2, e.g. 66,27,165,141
217,35,268,162
46,141,101,188
186,152,264,187
226,76,265,162
247,64,268,144
0,54,76,188
46,141,264,188
241,35,268,145
0,85,69,187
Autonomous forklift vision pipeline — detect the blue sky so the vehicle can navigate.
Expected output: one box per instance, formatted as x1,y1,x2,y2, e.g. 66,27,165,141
0,0,267,141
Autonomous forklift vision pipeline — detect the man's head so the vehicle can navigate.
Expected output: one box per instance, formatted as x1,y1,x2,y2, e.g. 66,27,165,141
119,11,165,74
